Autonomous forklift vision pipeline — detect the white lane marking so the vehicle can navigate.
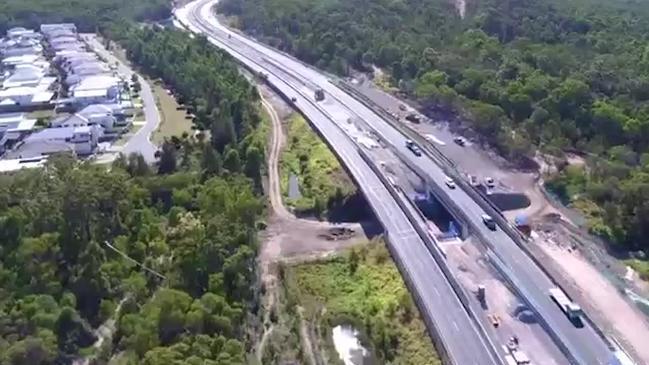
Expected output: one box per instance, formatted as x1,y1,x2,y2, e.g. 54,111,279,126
424,134,446,145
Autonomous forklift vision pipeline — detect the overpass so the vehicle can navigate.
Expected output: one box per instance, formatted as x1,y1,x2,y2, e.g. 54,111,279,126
174,1,615,364
173,1,505,364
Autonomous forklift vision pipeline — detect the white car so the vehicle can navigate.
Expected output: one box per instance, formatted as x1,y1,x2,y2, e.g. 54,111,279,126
468,174,479,186
445,176,456,189
482,214,496,230
485,177,496,188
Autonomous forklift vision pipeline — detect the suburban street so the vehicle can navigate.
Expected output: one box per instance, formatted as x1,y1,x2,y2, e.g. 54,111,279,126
175,0,617,364
175,2,505,364
82,34,160,162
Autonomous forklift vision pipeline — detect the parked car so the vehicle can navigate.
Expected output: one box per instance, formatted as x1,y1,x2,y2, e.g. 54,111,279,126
291,96,297,102
445,176,456,189
482,214,496,230
453,136,466,146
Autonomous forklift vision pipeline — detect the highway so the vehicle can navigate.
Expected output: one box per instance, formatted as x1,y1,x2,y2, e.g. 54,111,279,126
175,1,503,364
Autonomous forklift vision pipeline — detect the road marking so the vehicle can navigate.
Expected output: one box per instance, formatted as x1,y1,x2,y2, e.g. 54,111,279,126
424,134,446,145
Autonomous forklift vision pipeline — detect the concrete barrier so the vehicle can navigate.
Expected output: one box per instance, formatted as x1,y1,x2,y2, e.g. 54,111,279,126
359,147,505,365
339,81,614,356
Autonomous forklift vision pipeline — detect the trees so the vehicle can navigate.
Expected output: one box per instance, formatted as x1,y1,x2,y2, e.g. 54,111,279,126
0,0,170,33
217,0,649,250
158,141,178,175
0,24,264,361
112,27,262,181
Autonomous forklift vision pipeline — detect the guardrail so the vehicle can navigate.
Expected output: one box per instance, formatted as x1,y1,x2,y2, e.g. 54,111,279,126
359,147,505,365
338,81,615,357
177,10,504,363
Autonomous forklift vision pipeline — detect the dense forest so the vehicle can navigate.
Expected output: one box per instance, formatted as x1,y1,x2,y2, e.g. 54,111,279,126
0,152,263,364
110,25,267,191
0,25,268,363
0,0,170,33
218,0,649,251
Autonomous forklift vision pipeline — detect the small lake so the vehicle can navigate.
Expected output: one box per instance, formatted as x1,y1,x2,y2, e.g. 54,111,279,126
332,325,371,365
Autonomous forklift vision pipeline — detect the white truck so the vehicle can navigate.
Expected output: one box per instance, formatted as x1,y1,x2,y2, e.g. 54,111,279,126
549,287,583,323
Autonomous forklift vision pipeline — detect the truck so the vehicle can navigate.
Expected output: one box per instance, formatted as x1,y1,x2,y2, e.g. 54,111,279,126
314,88,325,101
549,287,583,323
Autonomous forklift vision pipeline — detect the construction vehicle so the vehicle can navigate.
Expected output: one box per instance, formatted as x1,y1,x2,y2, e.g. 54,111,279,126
314,88,325,101
549,287,583,323
477,285,486,305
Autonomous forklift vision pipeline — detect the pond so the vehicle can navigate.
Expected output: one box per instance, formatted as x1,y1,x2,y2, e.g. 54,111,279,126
332,325,371,365
288,173,302,200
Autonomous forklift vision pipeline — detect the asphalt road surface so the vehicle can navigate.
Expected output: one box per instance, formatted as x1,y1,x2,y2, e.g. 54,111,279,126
175,2,504,364
176,1,619,364
82,34,159,163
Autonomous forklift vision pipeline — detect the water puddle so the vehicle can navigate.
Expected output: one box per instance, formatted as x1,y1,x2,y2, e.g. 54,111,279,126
332,325,370,365
288,173,301,199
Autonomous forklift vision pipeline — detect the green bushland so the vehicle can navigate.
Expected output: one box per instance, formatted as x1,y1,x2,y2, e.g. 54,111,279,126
217,0,649,257
281,242,440,365
0,26,267,365
280,113,356,217
0,0,170,33
110,26,267,190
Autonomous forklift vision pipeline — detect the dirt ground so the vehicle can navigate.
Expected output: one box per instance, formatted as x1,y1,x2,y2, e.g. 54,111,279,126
255,86,374,363
354,75,649,364
444,241,568,365
533,223,649,363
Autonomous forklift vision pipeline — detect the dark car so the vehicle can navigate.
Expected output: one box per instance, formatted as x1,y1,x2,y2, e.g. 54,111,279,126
482,214,497,230
405,139,422,156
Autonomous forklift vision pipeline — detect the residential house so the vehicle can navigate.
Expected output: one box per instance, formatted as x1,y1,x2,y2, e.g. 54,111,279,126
5,124,102,158
0,112,37,152
40,24,77,35
50,104,127,133
69,74,121,106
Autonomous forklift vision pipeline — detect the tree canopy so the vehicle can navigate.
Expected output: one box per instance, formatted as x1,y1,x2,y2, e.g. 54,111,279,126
0,0,170,33
218,0,649,250
0,24,265,365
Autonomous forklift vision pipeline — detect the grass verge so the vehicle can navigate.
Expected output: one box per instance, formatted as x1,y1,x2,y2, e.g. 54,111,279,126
280,113,356,216
150,82,194,145
266,241,440,365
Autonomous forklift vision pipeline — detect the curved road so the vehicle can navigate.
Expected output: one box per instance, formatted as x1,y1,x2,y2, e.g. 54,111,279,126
175,2,504,364
82,35,159,162
176,1,617,364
